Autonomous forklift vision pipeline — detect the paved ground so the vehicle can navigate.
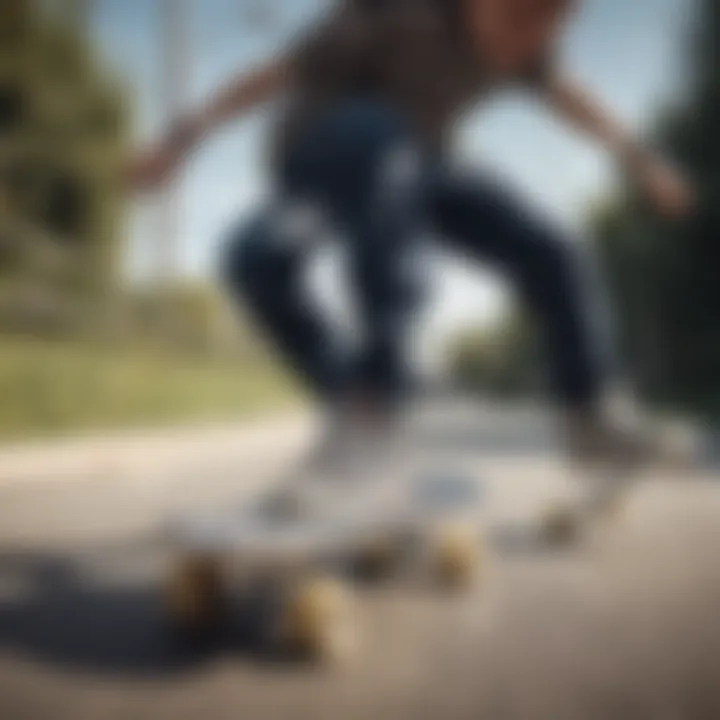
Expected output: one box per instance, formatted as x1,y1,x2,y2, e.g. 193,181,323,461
0,406,719,720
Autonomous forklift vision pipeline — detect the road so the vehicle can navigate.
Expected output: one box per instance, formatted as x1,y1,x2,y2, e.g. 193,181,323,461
0,405,719,720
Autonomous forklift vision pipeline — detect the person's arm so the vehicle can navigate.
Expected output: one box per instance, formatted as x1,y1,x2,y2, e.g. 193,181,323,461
175,58,288,147
130,57,289,191
541,76,694,218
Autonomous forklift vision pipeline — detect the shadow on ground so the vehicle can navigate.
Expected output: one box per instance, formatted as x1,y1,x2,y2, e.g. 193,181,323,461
0,545,266,679
0,520,584,680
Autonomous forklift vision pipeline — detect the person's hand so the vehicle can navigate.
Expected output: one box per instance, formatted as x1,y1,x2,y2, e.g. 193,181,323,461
127,142,184,192
636,156,695,220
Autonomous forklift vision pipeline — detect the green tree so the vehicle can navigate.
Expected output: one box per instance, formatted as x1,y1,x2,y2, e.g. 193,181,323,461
0,0,128,337
594,0,720,417
448,306,543,399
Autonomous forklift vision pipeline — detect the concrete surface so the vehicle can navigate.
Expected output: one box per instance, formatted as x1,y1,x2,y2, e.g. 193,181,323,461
0,405,719,720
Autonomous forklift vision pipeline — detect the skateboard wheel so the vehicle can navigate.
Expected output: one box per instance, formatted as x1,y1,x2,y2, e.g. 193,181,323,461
354,536,402,581
278,578,355,663
164,554,224,643
541,503,581,545
433,524,481,590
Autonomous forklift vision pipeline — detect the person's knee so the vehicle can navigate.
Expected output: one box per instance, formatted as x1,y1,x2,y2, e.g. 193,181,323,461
221,215,285,300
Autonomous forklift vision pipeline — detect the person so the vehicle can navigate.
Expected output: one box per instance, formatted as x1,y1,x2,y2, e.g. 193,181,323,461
131,0,694,469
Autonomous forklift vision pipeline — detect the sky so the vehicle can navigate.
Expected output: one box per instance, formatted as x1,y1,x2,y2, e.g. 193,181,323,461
90,0,691,354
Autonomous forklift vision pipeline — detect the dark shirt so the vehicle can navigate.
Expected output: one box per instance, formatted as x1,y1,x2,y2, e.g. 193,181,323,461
277,0,555,153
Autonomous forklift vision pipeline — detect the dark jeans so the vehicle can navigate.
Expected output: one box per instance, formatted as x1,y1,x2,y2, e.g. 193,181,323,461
223,100,610,409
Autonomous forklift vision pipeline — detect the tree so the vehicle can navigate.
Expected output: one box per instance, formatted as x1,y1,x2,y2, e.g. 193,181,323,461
0,0,128,336
448,306,543,399
594,0,720,417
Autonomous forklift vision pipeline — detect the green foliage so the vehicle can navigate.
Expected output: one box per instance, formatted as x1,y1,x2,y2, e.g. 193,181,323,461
0,0,128,336
123,281,258,358
0,4,298,439
0,337,298,440
448,308,542,399
593,0,720,417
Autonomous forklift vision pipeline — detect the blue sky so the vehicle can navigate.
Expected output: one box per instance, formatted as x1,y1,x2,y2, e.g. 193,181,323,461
92,0,691,350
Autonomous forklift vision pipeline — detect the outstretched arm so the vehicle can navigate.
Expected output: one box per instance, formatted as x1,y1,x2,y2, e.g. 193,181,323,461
541,76,693,218
130,57,289,191
176,59,288,145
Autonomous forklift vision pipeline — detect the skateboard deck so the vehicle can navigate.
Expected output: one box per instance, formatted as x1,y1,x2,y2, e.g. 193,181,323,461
162,463,488,663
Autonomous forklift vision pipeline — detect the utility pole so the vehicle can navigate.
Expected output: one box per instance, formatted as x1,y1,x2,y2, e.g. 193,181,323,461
157,0,190,283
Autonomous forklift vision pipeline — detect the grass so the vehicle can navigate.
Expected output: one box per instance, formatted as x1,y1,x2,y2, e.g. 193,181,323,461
0,337,300,441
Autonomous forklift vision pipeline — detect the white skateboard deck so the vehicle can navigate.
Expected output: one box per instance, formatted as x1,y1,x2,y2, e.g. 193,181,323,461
166,463,487,570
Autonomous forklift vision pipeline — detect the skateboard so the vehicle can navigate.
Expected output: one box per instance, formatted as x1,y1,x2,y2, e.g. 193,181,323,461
161,465,487,664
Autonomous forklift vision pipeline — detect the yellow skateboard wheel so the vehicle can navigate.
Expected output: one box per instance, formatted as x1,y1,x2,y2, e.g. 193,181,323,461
278,578,355,663
354,535,401,580
434,523,481,590
165,554,223,636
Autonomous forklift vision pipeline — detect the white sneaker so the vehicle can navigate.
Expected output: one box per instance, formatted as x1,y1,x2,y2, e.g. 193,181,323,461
565,408,697,472
303,403,409,480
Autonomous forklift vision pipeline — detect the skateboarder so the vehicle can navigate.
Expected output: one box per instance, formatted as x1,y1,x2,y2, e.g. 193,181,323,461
131,0,694,468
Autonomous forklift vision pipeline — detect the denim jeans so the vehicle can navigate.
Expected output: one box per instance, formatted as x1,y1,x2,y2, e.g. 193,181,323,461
223,99,610,408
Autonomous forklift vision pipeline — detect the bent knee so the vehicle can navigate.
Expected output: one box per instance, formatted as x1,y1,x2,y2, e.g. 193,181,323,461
221,215,285,298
